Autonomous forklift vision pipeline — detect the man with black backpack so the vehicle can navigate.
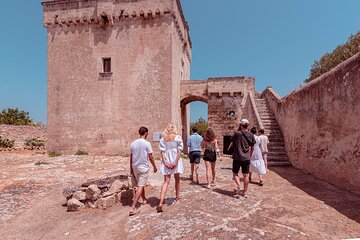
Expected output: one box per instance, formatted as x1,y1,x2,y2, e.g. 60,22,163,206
231,119,255,198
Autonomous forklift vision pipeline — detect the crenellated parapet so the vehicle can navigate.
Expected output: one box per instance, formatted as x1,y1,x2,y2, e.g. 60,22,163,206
41,0,192,61
180,76,255,105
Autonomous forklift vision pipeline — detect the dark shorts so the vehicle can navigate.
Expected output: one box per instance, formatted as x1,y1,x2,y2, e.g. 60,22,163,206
232,160,250,174
203,149,217,162
189,151,201,164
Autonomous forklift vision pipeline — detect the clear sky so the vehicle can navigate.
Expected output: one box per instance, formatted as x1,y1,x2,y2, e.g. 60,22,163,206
1,0,360,124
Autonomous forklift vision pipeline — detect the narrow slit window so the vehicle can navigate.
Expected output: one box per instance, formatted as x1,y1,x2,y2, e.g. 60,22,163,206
103,58,111,73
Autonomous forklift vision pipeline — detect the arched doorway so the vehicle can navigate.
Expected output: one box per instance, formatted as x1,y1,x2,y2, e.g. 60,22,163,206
180,95,208,154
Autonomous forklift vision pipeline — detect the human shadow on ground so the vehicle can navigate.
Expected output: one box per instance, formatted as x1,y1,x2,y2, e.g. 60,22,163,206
212,188,237,198
272,166,360,224
220,167,232,171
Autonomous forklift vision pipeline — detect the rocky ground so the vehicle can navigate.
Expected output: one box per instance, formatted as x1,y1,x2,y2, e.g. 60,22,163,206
0,152,359,240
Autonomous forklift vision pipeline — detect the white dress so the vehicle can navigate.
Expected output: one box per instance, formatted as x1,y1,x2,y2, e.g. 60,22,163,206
250,135,267,174
159,135,184,175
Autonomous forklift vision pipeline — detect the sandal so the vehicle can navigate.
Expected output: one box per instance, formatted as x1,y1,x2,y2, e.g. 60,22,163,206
259,181,264,186
156,205,163,213
129,208,141,216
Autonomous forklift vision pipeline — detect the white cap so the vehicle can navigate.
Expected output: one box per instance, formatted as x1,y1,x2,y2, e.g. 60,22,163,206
240,118,249,125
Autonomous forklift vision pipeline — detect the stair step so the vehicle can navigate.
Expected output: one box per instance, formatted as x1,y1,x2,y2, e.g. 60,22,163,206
268,152,288,157
268,147,286,152
268,161,291,167
268,156,289,162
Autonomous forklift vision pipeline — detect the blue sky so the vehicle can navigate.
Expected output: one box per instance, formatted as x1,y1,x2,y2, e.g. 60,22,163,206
1,0,360,123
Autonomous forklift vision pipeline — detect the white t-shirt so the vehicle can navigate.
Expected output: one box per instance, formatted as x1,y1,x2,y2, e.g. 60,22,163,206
259,135,269,152
130,138,153,171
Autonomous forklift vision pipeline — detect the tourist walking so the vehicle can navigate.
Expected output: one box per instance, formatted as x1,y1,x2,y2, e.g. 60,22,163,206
249,127,266,186
188,127,203,184
259,129,270,171
157,123,184,212
129,127,157,216
202,128,220,189
231,119,256,198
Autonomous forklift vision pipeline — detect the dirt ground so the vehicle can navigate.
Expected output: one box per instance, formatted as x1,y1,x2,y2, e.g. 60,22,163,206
0,152,359,240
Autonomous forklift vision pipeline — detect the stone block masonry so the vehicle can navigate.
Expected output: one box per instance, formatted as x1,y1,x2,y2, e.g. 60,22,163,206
0,124,46,149
42,0,192,155
262,53,360,194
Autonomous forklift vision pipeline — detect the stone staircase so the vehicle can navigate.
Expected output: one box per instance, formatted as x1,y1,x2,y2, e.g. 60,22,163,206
255,98,291,167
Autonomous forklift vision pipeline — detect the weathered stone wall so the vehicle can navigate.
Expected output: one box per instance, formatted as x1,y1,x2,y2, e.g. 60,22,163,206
180,77,255,152
262,53,360,194
42,0,191,155
0,125,47,149
242,93,261,130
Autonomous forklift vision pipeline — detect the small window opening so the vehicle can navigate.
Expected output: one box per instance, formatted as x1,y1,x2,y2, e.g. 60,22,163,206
103,58,111,73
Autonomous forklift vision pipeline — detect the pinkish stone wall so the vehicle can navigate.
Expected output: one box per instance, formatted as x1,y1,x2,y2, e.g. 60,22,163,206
180,77,255,153
242,93,261,130
262,53,360,194
0,125,47,149
42,0,191,155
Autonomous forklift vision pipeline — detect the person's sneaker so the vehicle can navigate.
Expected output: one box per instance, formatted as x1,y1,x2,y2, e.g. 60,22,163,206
259,181,264,186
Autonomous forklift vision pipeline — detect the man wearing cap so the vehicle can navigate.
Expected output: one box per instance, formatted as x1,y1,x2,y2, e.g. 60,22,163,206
231,119,256,198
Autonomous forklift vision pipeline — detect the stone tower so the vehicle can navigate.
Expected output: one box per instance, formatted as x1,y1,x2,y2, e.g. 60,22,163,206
42,0,192,155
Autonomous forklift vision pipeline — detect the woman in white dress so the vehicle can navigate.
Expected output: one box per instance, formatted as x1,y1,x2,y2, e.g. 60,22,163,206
249,127,266,186
157,123,184,212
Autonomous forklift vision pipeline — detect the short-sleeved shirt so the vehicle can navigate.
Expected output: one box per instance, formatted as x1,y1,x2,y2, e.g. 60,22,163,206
188,133,203,152
232,130,256,161
259,135,270,152
130,138,153,171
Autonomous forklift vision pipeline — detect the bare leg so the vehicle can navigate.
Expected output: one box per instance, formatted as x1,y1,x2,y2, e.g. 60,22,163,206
194,164,200,183
233,172,241,192
174,173,181,200
158,175,171,207
141,189,147,203
211,161,216,183
259,174,264,186
190,163,194,181
131,186,144,210
205,161,211,188
243,173,250,193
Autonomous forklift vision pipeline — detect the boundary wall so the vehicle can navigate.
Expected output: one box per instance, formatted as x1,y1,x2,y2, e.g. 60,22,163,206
262,53,360,194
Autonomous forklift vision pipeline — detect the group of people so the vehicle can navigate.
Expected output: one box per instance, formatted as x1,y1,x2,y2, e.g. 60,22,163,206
128,119,269,216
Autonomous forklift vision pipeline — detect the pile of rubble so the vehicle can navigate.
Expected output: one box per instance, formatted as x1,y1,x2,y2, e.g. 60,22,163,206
63,175,131,211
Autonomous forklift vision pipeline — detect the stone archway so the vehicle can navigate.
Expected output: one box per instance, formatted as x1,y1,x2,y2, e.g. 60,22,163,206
180,77,255,153
180,80,208,153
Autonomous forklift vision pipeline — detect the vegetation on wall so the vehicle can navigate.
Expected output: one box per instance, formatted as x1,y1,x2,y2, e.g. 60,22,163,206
0,136,15,149
190,117,208,137
306,31,360,83
0,108,34,125
25,138,46,150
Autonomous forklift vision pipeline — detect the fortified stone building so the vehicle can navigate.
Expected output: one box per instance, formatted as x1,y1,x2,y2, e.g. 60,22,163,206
42,0,360,194
42,0,258,155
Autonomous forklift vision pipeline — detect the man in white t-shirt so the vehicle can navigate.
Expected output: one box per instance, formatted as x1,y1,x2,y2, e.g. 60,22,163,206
259,129,270,171
129,127,157,216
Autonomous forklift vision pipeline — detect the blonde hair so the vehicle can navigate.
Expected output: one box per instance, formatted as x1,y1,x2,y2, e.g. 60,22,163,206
163,123,178,141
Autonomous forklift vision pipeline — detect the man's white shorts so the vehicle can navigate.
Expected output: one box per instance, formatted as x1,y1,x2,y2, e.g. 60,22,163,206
133,168,149,187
